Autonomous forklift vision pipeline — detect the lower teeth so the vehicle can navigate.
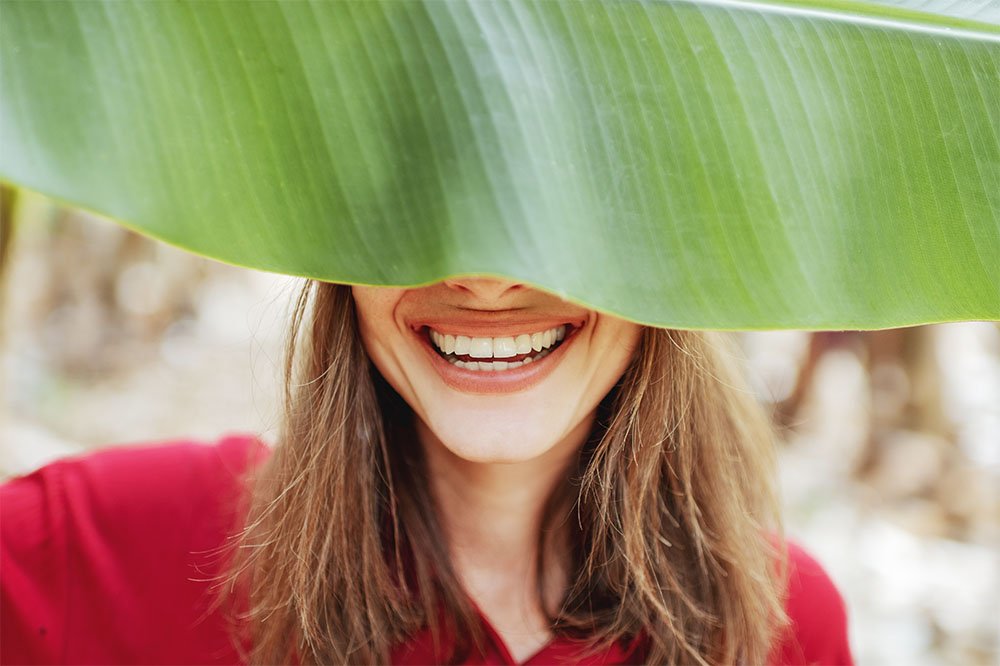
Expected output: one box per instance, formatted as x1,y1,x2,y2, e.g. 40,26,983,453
450,349,551,371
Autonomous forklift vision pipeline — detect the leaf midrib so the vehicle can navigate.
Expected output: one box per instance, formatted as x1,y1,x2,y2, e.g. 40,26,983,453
660,0,1000,38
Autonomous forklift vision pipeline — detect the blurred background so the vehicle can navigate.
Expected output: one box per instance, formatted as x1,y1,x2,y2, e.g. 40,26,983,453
1,190,998,665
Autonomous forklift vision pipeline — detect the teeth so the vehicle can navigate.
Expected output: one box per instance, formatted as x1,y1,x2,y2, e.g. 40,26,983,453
455,355,549,372
447,358,535,371
430,325,566,359
492,337,517,358
431,325,565,371
469,337,493,359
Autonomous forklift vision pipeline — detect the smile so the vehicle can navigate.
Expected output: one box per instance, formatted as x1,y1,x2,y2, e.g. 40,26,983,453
411,316,586,394
427,325,567,371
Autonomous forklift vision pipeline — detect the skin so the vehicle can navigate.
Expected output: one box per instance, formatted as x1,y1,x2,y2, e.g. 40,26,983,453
352,277,643,661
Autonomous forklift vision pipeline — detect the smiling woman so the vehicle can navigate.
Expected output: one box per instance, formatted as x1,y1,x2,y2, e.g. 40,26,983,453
215,280,850,665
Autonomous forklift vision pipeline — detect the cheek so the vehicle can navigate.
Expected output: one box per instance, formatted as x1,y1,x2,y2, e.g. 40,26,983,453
351,286,419,395
591,322,643,387
561,322,642,421
351,285,405,323
617,325,644,370
356,324,413,400
572,327,640,424
351,286,405,354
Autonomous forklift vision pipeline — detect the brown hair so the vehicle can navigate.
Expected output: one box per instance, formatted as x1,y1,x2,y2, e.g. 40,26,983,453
222,280,788,664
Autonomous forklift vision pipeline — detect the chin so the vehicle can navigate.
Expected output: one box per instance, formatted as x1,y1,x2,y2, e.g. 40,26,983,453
430,418,564,464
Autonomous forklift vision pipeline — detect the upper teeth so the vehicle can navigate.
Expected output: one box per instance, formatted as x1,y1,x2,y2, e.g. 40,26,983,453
430,325,566,359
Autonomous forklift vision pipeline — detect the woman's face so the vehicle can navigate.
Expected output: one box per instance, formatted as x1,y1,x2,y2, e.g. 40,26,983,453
352,278,643,463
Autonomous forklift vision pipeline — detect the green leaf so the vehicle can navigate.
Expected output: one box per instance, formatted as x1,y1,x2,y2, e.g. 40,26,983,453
1,0,997,329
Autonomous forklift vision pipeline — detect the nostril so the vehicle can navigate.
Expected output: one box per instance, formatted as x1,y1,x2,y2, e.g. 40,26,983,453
442,279,471,293
443,277,525,301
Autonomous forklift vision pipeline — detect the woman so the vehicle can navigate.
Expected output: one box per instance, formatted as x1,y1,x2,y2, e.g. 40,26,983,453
1,276,851,665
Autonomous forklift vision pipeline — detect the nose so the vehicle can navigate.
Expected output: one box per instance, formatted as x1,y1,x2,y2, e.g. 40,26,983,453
442,277,524,303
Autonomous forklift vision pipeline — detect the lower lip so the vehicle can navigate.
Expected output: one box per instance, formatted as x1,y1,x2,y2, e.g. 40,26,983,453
416,328,579,394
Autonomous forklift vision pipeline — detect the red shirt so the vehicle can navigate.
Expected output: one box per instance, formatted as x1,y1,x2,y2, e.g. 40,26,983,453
1,436,853,665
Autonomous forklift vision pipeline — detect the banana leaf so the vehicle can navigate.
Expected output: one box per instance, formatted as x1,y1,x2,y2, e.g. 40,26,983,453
1,0,997,329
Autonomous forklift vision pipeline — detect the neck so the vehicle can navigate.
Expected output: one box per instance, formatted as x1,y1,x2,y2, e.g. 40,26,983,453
415,413,595,599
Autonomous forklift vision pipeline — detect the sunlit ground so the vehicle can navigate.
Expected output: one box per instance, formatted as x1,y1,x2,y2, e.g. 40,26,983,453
2,199,998,665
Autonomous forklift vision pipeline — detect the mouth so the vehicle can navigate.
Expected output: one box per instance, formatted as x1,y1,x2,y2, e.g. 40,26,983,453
423,323,573,371
411,319,584,393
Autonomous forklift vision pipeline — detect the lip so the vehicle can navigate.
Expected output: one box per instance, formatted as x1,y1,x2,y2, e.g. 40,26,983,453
410,317,586,394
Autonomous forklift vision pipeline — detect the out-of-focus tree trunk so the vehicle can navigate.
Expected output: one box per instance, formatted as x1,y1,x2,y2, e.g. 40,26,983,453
774,331,860,429
0,184,17,323
775,328,954,445
0,185,16,433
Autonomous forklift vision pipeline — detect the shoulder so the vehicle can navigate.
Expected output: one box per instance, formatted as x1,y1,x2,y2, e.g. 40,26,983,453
38,432,266,490
1,434,268,663
2,434,267,556
3,433,266,503
774,541,854,666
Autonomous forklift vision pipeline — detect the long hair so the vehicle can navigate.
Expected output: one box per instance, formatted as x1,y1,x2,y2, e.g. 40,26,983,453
222,280,787,664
